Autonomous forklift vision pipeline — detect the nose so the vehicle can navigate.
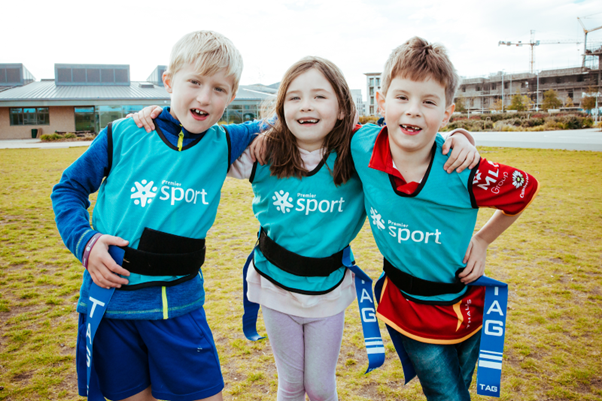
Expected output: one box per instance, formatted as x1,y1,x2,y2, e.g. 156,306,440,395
405,100,421,117
300,98,313,111
196,87,211,105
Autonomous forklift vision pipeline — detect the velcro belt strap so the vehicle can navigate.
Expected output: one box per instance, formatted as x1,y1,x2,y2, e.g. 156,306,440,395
258,228,345,277
383,258,465,297
119,227,206,276
122,246,205,276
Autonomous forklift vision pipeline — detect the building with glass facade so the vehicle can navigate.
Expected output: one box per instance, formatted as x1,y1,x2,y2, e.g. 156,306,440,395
0,63,276,140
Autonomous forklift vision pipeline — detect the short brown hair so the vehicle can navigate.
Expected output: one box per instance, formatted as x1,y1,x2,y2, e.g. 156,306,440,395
262,56,356,186
380,37,460,106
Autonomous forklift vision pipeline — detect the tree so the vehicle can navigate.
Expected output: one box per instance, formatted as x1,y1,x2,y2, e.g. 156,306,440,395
507,90,531,111
542,89,562,110
582,86,597,111
565,97,574,107
491,99,503,112
455,96,466,113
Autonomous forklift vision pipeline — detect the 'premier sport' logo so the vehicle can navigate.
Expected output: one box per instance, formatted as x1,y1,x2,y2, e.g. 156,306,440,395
130,180,158,207
370,207,442,245
271,190,346,215
130,179,209,208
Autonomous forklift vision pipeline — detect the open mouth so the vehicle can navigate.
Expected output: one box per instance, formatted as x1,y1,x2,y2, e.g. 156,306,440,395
400,124,422,134
191,108,209,119
297,118,319,125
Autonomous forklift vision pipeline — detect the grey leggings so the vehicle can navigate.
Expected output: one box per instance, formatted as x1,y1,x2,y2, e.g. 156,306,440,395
262,306,345,401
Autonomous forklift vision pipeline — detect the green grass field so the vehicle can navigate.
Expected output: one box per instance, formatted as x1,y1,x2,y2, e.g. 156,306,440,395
0,146,601,400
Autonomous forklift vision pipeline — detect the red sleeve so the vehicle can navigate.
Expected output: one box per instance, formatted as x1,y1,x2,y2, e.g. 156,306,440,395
471,158,540,215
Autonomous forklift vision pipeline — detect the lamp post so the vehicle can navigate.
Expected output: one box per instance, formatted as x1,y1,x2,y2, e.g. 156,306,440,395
536,71,540,112
502,70,504,113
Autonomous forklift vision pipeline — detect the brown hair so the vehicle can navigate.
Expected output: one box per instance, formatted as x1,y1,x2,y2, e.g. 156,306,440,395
380,37,460,106
262,56,356,186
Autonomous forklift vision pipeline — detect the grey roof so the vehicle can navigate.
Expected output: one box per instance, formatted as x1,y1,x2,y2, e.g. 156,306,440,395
235,86,276,100
0,80,169,102
0,80,275,107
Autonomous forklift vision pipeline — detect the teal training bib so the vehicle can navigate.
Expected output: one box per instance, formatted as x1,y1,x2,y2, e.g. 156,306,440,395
351,125,478,303
251,152,366,294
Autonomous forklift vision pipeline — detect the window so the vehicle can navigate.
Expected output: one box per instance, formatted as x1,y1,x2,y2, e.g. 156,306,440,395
476,86,481,91
577,75,584,82
370,87,374,96
74,107,95,132
492,83,496,90
370,78,374,86
376,78,380,86
462,86,466,92
9,107,49,125
504,82,508,89
370,96,374,105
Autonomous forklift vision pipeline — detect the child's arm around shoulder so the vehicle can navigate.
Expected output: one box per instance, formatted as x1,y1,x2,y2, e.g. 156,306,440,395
51,128,130,288
459,159,540,283
441,128,479,173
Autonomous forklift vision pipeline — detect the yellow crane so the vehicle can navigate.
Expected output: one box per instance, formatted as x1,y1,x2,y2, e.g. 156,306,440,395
498,30,583,74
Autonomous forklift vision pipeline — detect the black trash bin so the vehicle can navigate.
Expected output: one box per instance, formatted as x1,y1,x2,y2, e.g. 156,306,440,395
31,129,38,138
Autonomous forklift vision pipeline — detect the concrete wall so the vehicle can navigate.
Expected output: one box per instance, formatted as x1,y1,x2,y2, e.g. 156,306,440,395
0,106,75,139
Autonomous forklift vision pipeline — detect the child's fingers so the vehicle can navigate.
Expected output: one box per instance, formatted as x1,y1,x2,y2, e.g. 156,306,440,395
456,151,476,173
469,153,481,170
444,148,466,173
151,106,163,118
462,242,473,265
441,137,452,155
133,113,144,129
461,261,484,284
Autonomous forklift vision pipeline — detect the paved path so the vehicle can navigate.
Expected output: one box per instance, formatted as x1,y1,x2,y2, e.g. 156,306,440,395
0,139,92,149
1,128,601,151
470,128,602,151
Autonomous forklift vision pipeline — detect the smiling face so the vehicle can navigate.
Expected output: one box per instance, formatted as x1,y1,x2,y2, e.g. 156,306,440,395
163,62,235,134
283,68,343,152
377,76,454,154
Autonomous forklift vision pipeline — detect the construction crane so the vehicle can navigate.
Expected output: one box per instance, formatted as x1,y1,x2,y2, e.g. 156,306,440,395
498,30,582,73
577,17,602,67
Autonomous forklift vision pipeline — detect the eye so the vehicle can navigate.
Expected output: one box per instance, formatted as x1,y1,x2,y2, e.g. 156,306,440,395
190,80,200,85
425,100,437,106
397,95,408,101
215,87,225,93
316,95,326,99
289,96,300,101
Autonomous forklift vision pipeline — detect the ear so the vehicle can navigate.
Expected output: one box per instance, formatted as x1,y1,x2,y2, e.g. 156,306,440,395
227,92,236,107
440,103,455,128
376,91,386,118
163,72,173,94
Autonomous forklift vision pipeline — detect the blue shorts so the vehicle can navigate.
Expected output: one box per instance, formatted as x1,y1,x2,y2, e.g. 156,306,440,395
76,307,224,401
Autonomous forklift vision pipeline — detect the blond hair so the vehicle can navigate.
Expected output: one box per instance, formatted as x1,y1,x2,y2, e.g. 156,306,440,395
166,31,243,95
380,37,460,106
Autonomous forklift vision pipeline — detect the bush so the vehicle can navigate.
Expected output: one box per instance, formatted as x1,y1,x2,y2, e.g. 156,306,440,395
359,116,379,124
64,133,77,139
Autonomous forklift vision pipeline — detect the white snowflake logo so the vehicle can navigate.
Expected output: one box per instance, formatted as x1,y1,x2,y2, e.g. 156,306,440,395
472,170,482,184
512,171,525,188
370,207,385,230
130,179,158,207
272,190,294,213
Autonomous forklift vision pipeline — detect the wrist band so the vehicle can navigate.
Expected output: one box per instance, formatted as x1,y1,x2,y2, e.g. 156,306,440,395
83,233,103,269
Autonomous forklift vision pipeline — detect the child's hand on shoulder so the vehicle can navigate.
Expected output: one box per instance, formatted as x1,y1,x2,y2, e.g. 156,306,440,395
88,235,131,289
458,234,488,284
442,129,480,173
126,105,163,133
249,133,268,165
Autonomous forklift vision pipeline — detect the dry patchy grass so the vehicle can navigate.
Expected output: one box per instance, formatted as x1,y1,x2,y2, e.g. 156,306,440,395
0,146,601,400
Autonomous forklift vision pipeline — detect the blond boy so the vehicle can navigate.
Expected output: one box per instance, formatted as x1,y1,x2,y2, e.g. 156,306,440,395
52,31,266,401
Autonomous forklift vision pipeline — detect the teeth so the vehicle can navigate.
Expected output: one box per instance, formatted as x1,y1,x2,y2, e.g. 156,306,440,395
298,119,319,124
192,109,208,116
401,124,421,132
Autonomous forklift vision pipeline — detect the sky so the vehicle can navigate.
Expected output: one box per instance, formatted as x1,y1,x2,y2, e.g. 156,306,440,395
2,0,601,100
